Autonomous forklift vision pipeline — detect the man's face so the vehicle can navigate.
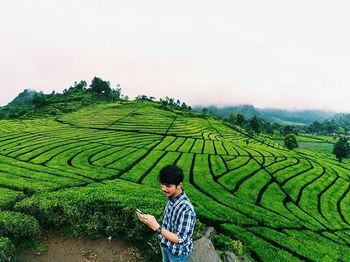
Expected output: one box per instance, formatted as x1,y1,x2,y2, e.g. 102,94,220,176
161,183,178,198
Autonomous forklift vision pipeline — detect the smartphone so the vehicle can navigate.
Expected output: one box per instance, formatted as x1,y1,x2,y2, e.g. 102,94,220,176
135,208,144,215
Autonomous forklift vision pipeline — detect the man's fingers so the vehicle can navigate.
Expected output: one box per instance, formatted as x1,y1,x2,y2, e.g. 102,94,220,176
137,213,149,224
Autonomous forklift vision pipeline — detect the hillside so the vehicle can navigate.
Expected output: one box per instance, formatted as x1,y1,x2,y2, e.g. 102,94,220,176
197,104,337,125
0,78,122,119
1,100,350,261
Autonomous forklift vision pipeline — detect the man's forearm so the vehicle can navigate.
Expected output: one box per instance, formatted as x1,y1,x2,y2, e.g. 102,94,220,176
160,228,179,244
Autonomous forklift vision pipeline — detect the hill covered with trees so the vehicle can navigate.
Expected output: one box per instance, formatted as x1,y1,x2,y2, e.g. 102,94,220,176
196,105,338,125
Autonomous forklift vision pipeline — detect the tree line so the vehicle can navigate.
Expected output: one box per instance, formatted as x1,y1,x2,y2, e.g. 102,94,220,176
0,77,191,119
209,110,349,161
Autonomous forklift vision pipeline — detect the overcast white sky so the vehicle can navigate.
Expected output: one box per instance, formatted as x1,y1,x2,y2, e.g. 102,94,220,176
1,0,350,112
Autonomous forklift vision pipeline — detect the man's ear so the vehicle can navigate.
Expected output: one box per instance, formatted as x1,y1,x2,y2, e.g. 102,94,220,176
177,183,182,189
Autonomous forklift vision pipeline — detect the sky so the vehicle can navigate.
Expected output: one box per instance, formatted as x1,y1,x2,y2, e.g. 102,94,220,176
1,0,350,112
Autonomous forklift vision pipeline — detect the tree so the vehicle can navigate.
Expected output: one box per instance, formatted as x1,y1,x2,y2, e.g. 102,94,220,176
249,115,261,134
71,80,87,91
235,114,245,126
284,134,299,150
136,95,149,100
111,85,122,102
32,93,47,108
160,100,168,110
263,122,274,134
181,102,188,111
90,77,112,99
228,113,236,124
228,113,245,126
324,120,338,134
282,125,295,135
333,138,350,162
308,121,322,133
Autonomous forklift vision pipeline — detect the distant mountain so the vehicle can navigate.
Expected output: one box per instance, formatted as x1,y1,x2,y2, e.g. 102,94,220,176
7,89,38,107
259,108,336,125
194,104,337,125
333,113,350,129
202,105,261,119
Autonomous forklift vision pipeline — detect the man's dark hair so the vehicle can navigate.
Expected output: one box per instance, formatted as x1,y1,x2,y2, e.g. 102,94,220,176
159,165,184,186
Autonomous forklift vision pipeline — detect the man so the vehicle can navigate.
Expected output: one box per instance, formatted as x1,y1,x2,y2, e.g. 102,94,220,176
137,165,196,262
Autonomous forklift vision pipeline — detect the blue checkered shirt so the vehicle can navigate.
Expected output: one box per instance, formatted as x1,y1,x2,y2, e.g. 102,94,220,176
159,191,196,256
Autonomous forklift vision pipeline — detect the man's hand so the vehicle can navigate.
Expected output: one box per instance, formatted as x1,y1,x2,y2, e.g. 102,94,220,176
136,213,160,231
136,212,180,243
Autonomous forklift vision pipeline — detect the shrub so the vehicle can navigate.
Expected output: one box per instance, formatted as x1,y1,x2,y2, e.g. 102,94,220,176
213,234,244,255
16,181,165,253
284,134,299,150
0,189,25,210
0,211,41,243
0,237,15,262
16,181,206,258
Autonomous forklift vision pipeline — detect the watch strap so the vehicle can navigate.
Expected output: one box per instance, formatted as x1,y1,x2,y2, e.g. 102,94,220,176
155,226,162,234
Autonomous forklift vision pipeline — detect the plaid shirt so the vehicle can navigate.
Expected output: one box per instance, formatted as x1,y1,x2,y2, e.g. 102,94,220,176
159,191,196,256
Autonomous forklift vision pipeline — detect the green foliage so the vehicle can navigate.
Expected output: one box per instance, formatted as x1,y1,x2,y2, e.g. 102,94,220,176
284,134,299,150
7,89,37,106
0,78,127,120
90,76,112,99
15,181,164,250
0,189,25,210
228,113,246,126
249,115,261,134
333,138,350,162
0,211,41,243
213,234,244,255
32,93,47,109
68,80,87,92
158,97,191,112
282,125,296,135
0,237,15,262
112,85,122,102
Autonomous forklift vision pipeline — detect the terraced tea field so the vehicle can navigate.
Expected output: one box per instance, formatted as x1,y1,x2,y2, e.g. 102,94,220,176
1,101,350,261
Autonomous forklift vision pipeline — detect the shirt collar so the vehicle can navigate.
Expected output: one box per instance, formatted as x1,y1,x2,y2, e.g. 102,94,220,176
169,190,185,204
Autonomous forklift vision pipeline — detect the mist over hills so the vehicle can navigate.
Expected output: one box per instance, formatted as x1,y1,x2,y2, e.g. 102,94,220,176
194,104,338,125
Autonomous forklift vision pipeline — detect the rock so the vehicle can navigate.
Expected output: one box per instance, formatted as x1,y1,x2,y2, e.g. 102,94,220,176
203,227,217,240
221,251,237,262
190,236,221,262
197,226,217,240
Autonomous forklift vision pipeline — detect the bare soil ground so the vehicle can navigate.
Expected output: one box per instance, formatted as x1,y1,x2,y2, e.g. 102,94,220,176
16,232,146,262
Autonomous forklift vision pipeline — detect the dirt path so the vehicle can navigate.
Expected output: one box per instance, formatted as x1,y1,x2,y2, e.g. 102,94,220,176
16,232,145,262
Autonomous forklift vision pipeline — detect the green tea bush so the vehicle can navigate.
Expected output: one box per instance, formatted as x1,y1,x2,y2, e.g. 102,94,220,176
0,237,15,262
16,180,205,257
16,181,165,251
0,211,41,243
0,188,25,210
213,234,244,255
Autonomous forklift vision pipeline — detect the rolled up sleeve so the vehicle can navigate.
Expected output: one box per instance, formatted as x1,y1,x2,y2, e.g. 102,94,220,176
176,208,196,244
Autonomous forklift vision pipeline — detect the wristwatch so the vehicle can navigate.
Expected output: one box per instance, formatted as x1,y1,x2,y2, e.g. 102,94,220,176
155,226,162,234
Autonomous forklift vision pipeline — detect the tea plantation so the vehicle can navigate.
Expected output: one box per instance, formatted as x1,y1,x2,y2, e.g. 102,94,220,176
1,100,350,261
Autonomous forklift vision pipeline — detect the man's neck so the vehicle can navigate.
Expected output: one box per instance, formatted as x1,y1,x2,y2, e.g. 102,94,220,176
170,189,183,199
